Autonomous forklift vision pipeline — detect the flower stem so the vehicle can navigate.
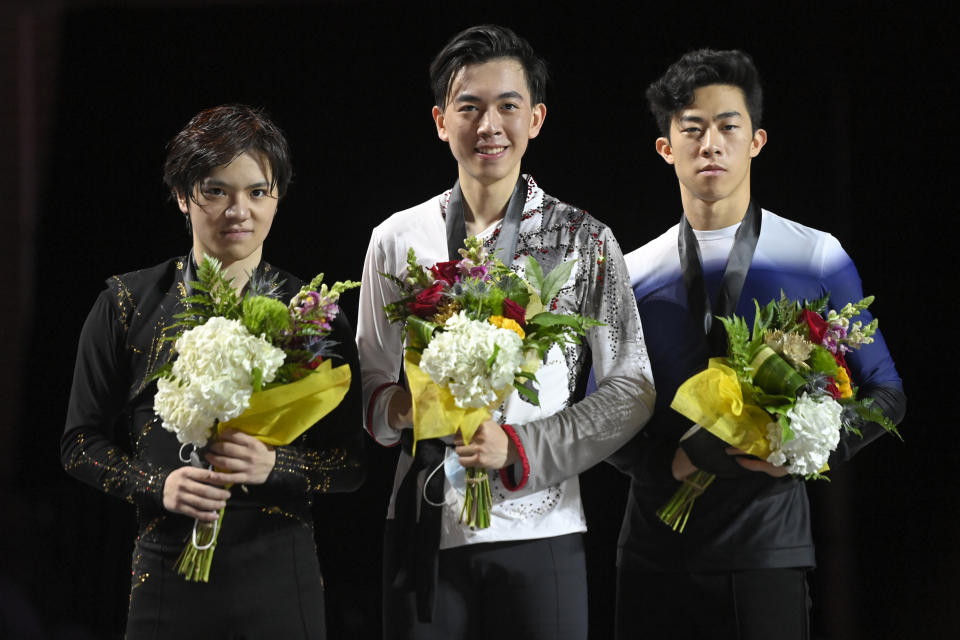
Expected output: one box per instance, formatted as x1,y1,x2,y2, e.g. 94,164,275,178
460,468,492,530
174,506,226,582
656,471,715,533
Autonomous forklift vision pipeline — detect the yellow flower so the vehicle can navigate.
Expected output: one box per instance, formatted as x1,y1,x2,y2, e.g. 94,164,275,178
835,365,853,399
489,315,525,339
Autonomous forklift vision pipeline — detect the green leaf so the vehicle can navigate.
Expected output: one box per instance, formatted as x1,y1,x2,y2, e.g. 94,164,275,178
486,343,502,369
804,293,830,315
540,259,577,305
779,414,795,443
752,299,775,343
718,313,752,382
513,380,540,406
405,315,439,349
524,256,545,297
527,312,585,328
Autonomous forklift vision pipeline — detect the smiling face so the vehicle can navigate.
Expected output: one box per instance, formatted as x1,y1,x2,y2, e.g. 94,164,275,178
656,83,767,228
177,150,277,272
432,57,546,193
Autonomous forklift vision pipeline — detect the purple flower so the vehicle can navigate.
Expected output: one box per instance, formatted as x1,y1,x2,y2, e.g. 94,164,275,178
469,265,488,279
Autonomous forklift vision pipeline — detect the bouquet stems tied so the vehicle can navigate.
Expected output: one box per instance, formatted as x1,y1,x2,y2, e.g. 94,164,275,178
174,506,226,582
460,468,493,529
656,470,715,533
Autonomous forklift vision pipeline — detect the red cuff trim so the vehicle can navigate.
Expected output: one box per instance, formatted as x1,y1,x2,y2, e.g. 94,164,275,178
366,382,403,447
498,424,529,491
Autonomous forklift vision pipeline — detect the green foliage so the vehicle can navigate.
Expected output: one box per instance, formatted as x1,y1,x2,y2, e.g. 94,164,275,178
719,314,753,383
523,312,604,360
513,375,540,405
803,293,830,316
487,263,531,309
485,344,502,369
405,315,439,351
242,295,290,338
808,345,839,375
405,248,433,289
752,299,776,341
521,255,577,305
851,398,901,438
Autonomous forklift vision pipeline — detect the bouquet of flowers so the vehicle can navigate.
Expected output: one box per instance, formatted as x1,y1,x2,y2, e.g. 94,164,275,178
382,237,602,529
658,293,900,532
152,256,359,581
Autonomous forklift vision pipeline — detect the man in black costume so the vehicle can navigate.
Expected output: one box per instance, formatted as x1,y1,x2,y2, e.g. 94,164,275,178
62,104,364,639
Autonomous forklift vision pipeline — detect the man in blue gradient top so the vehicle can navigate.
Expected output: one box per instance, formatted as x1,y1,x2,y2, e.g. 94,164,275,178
608,49,906,640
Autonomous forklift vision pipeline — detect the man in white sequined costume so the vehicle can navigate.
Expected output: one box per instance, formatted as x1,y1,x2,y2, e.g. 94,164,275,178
356,24,655,640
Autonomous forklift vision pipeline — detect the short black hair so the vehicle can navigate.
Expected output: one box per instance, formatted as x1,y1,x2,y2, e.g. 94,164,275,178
429,24,548,109
646,49,763,138
163,104,293,205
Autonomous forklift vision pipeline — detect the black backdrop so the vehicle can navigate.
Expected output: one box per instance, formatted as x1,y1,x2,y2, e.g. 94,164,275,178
2,1,954,638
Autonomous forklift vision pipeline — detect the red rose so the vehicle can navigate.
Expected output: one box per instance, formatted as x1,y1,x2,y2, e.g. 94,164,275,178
429,260,460,285
502,297,526,326
406,281,445,318
800,309,828,345
825,378,842,400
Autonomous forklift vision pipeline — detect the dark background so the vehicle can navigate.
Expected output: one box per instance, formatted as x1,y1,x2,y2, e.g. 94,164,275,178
0,1,953,638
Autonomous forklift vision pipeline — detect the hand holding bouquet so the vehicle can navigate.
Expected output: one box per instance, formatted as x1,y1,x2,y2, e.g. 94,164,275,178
659,293,899,532
382,238,602,529
152,256,359,581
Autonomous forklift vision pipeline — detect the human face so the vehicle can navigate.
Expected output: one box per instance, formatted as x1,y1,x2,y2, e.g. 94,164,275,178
656,84,766,217
177,151,277,270
432,58,546,191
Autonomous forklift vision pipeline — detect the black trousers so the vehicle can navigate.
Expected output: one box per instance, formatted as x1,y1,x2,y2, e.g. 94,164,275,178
383,526,588,640
126,519,325,640
616,566,810,640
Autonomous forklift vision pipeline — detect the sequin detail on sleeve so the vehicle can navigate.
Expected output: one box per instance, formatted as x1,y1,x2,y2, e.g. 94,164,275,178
269,438,363,494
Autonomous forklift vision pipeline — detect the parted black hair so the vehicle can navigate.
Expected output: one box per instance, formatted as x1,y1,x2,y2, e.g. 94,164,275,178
646,49,763,137
429,24,548,108
163,104,293,205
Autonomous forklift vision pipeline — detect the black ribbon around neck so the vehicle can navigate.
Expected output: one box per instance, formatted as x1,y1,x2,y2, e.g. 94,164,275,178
678,201,762,355
445,176,526,266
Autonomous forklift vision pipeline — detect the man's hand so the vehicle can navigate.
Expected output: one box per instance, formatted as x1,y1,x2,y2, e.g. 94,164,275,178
455,420,518,470
673,446,788,480
726,447,789,477
387,389,413,431
204,429,276,485
671,447,698,481
162,466,232,521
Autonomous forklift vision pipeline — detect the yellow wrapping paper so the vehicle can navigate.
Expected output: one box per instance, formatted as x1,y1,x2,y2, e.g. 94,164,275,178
218,359,352,446
404,352,513,449
670,358,774,459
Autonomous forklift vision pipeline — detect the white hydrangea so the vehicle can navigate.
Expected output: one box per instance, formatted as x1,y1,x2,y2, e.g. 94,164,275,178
766,392,843,476
154,316,285,447
419,311,524,409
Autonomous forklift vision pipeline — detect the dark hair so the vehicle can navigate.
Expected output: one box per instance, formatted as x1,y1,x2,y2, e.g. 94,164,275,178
163,104,293,205
646,49,763,138
429,24,548,108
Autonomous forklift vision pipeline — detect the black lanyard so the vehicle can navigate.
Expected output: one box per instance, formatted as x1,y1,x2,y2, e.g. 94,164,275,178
678,201,762,355
445,176,526,266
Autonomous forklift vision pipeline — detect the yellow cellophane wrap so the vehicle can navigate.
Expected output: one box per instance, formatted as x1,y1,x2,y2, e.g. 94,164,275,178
669,358,773,459
218,359,352,446
404,352,514,450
